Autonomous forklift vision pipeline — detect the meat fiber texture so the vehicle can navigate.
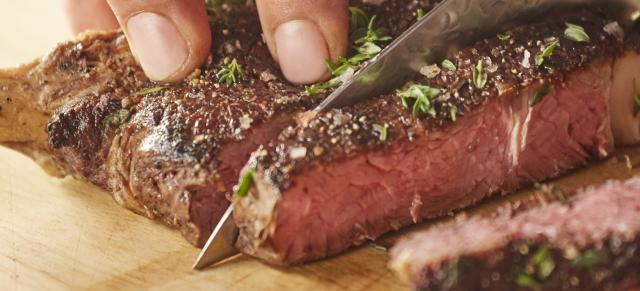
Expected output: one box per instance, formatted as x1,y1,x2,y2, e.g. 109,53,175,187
233,9,640,265
390,177,640,291
0,1,437,247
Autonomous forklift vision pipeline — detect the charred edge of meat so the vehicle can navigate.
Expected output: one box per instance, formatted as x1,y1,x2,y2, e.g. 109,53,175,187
247,8,629,195
233,8,638,264
390,177,640,291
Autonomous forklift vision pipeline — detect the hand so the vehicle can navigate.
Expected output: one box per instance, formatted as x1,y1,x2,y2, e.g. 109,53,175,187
64,0,349,84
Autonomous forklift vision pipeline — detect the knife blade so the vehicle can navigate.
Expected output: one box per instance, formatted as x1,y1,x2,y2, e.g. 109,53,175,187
193,0,640,270
312,0,640,114
192,206,239,270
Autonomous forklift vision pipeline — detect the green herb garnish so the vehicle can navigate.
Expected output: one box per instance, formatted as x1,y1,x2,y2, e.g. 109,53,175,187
414,8,425,20
235,168,254,197
450,106,458,122
531,247,555,279
398,84,441,117
516,271,542,291
535,40,559,67
136,86,165,96
441,59,457,71
104,109,132,127
306,8,391,96
217,58,244,86
564,23,591,43
472,60,487,89
497,33,512,41
530,83,552,107
572,249,607,268
373,123,388,142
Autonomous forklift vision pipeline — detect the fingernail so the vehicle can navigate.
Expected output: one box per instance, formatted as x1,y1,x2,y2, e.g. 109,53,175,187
126,12,188,81
275,20,330,85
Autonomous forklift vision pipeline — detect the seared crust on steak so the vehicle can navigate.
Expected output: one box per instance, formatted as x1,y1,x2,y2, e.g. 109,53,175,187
233,8,639,264
0,0,439,247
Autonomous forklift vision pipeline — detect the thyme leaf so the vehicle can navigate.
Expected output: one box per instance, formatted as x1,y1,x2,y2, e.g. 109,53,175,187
531,247,555,279
535,40,559,67
497,33,512,41
565,23,591,43
572,249,607,268
530,83,552,107
397,84,441,118
450,106,458,122
414,8,425,20
235,168,254,197
441,59,457,71
515,271,542,291
472,60,487,89
373,123,388,142
136,86,165,96
104,109,132,127
306,7,390,96
217,58,244,86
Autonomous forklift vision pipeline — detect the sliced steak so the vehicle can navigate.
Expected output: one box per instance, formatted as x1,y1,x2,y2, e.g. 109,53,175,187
0,1,436,246
390,177,640,291
233,9,640,264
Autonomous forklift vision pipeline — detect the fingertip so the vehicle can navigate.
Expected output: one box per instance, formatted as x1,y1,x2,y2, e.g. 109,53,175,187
107,0,212,82
257,0,349,84
65,0,119,34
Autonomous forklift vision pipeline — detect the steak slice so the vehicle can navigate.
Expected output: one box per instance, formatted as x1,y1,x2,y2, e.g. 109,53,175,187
390,177,640,291
0,1,436,246
233,9,640,265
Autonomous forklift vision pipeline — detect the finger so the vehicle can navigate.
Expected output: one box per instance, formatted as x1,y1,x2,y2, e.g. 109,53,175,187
64,0,119,34
107,0,212,82
256,0,349,85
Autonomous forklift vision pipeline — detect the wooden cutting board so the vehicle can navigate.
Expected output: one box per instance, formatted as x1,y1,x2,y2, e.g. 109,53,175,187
1,2,639,290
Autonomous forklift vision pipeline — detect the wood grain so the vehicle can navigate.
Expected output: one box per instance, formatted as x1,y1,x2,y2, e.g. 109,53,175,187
0,1,638,290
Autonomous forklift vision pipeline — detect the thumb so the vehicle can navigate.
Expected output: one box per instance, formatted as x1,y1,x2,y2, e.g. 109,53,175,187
107,0,212,82
256,0,349,85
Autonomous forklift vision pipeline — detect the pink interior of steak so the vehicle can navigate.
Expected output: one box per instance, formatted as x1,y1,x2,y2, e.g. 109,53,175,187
239,58,615,264
390,177,640,284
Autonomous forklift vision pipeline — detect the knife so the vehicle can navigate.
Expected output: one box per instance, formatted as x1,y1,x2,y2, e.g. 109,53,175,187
193,0,640,270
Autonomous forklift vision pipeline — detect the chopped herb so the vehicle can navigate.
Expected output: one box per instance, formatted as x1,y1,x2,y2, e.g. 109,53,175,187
572,249,607,268
564,23,591,42
136,86,165,96
530,83,552,107
535,40,559,67
414,8,425,19
531,247,555,279
373,123,388,142
349,7,369,36
516,271,542,291
472,60,488,89
497,33,512,41
217,58,244,86
354,15,392,45
235,168,254,197
397,84,441,117
306,8,390,96
450,106,458,122
441,59,457,71
104,109,131,127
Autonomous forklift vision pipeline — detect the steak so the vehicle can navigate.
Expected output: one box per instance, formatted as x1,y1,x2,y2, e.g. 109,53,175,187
233,10,640,265
0,1,435,246
389,177,640,291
